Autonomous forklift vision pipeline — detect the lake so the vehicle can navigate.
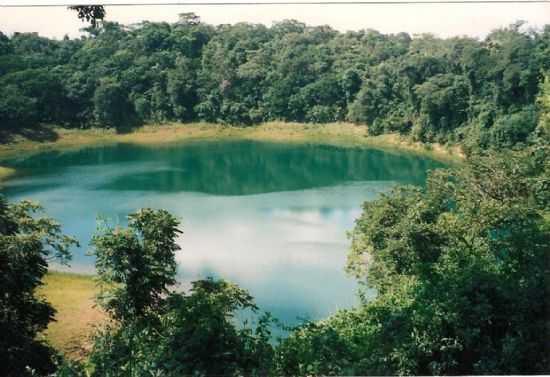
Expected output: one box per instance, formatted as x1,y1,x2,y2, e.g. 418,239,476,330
1,140,445,326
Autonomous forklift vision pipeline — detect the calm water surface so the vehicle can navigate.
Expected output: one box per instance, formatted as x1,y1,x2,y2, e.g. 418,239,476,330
1,141,444,325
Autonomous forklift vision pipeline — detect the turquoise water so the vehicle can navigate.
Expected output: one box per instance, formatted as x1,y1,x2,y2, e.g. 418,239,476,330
1,140,444,325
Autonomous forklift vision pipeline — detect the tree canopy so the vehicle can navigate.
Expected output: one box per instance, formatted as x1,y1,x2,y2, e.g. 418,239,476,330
69,6,106,28
275,143,550,375
0,18,548,148
0,198,77,377
89,208,275,377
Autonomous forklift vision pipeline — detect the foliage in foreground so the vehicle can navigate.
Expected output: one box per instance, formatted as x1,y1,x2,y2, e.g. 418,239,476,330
2,143,548,376
88,209,274,377
0,198,77,377
275,143,550,375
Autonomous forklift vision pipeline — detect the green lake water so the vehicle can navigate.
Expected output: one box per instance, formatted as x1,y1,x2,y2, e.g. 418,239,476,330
1,140,445,326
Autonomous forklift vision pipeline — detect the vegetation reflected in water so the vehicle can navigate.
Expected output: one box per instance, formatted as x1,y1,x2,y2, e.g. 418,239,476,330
1,141,444,326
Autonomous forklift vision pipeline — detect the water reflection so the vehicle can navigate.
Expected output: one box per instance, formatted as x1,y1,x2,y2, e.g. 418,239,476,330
1,140,444,326
6,141,443,196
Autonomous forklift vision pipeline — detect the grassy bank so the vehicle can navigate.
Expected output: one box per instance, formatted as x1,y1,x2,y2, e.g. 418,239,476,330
0,122,464,182
0,166,16,181
38,272,103,360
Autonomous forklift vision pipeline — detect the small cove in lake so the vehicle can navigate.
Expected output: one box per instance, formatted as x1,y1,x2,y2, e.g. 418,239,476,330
1,140,445,327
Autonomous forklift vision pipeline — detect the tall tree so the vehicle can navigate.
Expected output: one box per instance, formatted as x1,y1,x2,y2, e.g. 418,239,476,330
90,208,274,377
69,6,106,28
93,78,138,130
536,73,550,139
0,197,77,377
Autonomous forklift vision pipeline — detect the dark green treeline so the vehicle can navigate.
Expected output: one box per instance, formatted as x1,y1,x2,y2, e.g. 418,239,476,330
1,16,549,148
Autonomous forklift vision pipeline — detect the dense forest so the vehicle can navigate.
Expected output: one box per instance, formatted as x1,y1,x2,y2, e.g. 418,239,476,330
1,15,549,149
1,12,550,377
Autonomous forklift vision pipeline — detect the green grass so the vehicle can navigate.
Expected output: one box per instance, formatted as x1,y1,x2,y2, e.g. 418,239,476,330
38,272,104,360
0,166,16,181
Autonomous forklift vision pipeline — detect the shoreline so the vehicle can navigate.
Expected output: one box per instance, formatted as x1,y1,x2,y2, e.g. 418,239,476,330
0,122,464,182
24,125,464,358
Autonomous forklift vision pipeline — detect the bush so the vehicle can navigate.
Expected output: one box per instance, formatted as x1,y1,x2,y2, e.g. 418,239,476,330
0,198,77,377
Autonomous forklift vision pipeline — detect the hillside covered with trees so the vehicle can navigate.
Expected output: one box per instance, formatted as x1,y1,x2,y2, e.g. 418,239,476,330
1,15,549,150
1,12,550,377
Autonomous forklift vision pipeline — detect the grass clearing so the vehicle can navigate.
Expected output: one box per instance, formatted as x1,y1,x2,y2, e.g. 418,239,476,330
0,166,16,181
38,272,103,360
